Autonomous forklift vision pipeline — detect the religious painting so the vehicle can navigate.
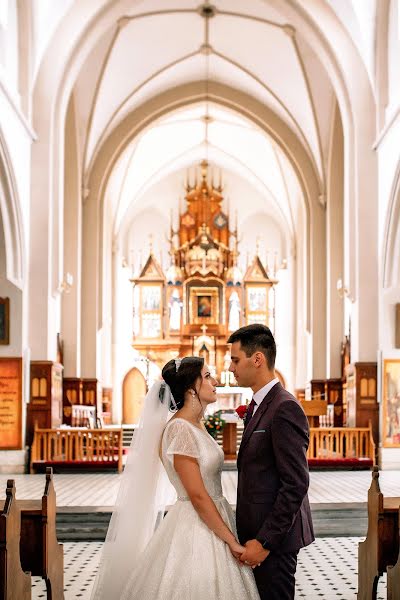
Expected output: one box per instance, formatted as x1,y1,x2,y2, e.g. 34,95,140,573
382,359,400,447
0,297,10,345
142,313,161,338
247,287,267,312
197,295,212,317
189,287,219,325
142,286,161,311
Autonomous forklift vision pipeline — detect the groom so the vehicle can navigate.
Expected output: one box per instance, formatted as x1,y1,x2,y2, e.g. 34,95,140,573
228,324,314,600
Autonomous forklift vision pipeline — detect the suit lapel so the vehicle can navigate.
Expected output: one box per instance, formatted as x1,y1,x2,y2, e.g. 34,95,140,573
238,382,282,461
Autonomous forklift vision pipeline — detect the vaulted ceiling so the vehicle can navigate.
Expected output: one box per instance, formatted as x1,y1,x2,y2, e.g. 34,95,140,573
49,0,373,247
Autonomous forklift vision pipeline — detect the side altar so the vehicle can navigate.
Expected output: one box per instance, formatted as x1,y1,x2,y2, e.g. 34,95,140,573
131,160,278,374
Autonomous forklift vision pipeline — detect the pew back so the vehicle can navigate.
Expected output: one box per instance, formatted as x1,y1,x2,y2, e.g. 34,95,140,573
18,467,64,599
0,480,31,600
357,467,400,600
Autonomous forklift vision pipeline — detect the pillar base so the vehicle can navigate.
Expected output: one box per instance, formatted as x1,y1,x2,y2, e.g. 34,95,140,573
0,449,28,473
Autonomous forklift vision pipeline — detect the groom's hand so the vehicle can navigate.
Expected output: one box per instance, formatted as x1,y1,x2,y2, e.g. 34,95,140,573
240,539,270,568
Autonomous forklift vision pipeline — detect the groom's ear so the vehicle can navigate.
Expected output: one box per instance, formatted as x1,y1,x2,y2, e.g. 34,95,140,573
253,351,265,367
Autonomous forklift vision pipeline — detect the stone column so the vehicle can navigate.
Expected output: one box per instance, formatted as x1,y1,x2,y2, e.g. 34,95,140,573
61,99,82,377
326,105,344,378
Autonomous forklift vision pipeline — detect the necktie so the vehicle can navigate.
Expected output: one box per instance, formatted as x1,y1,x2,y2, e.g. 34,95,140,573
244,398,256,428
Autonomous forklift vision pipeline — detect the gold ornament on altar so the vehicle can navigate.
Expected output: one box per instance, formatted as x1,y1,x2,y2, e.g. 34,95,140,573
131,160,277,378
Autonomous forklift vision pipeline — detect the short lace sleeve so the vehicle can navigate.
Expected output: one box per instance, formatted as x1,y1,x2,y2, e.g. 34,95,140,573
163,420,200,460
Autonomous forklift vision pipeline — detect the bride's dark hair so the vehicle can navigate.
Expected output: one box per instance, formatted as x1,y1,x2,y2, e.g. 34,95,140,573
162,356,204,410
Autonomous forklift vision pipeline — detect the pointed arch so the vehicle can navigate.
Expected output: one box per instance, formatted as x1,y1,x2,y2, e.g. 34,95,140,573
383,161,400,289
0,128,25,288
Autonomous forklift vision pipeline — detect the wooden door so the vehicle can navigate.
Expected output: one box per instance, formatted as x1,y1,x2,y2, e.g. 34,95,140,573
122,368,146,424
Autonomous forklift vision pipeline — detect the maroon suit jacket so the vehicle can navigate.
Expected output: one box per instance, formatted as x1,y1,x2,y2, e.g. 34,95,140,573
236,382,314,554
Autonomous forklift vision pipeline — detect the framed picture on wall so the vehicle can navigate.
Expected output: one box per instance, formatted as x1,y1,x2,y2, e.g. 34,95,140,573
382,359,400,447
189,287,219,324
0,297,10,345
197,295,212,317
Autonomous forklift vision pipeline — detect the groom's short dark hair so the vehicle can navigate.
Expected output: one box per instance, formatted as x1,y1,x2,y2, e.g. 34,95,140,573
227,323,276,370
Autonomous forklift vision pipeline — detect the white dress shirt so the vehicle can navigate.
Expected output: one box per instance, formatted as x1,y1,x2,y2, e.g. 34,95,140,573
252,377,280,415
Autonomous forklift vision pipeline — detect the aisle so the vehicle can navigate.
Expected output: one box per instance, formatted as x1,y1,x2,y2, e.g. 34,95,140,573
31,538,387,599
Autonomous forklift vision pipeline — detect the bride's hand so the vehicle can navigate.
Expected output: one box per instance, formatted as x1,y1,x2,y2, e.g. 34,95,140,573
228,539,246,560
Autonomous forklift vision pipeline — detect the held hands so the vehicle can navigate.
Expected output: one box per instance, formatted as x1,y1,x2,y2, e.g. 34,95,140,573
240,539,270,568
228,539,246,561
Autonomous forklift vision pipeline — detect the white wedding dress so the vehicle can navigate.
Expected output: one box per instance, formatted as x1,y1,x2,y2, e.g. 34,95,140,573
120,417,260,600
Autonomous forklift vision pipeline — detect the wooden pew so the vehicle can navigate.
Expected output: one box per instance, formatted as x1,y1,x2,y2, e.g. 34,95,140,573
18,467,64,600
387,506,400,600
0,480,31,600
357,466,400,599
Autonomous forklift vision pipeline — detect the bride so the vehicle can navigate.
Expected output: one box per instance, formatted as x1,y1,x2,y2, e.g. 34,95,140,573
91,356,260,599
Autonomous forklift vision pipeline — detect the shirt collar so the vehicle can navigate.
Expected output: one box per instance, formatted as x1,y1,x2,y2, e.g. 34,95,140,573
253,378,280,406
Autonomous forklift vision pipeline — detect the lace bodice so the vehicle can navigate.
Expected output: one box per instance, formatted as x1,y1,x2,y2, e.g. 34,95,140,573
161,418,224,500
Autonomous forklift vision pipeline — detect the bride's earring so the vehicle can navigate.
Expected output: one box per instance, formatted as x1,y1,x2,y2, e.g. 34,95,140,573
191,390,196,414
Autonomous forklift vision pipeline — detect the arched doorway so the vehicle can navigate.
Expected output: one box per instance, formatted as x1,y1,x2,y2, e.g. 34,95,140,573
122,368,146,424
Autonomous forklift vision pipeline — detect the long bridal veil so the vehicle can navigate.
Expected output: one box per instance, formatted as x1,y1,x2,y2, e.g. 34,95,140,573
91,381,173,599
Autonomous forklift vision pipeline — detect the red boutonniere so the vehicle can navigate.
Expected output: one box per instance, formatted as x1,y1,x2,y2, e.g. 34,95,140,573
236,405,248,420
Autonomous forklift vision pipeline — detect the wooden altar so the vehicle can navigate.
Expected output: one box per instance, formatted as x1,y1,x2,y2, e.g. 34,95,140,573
131,160,277,373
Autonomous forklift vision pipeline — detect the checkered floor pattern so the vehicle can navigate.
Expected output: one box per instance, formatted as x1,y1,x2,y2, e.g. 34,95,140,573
31,538,387,599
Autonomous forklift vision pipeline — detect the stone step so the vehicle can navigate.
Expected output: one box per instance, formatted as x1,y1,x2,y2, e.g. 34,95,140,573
311,503,367,537
55,503,368,542
56,509,111,542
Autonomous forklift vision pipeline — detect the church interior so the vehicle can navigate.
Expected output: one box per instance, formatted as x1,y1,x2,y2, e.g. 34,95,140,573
1,1,400,597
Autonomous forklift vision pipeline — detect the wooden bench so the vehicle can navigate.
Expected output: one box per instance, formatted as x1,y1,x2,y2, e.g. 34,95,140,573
358,466,400,599
0,480,31,600
30,426,123,473
18,467,64,599
307,425,375,469
387,506,400,600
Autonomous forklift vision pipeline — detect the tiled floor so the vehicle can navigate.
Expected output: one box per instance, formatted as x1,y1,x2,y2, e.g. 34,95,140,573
31,538,387,599
3,470,397,598
1,469,399,506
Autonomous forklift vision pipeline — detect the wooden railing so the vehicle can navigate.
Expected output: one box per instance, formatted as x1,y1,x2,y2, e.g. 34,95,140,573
308,426,375,463
30,426,123,473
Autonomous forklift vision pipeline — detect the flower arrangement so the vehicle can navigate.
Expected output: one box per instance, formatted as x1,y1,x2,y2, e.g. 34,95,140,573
204,412,226,439
235,405,248,420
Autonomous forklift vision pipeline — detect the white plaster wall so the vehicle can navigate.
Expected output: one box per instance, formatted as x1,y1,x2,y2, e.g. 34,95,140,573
0,90,32,247
274,265,294,393
112,260,136,424
377,52,400,468
238,213,286,275
31,0,74,83
377,113,400,262
0,213,22,356
386,0,400,118
123,166,289,276
0,0,18,90
326,0,377,86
